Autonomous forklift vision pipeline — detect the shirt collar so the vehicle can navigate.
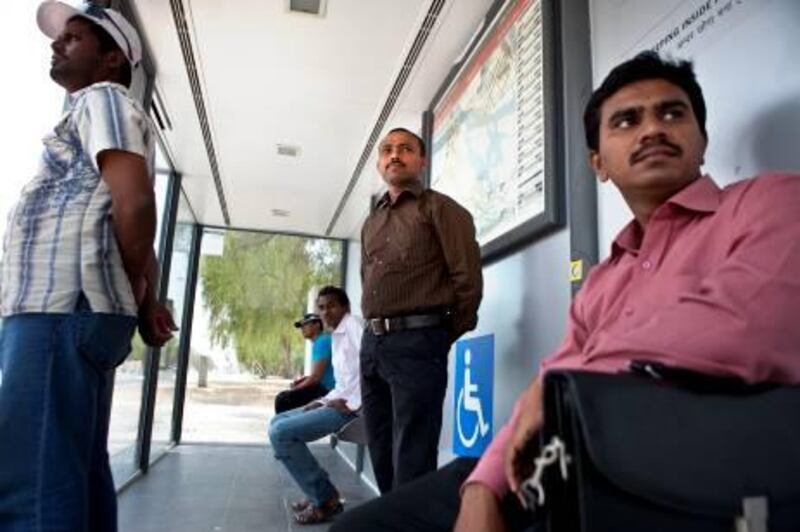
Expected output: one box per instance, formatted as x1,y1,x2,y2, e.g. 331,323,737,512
375,182,425,209
332,313,351,334
68,81,130,105
611,175,722,258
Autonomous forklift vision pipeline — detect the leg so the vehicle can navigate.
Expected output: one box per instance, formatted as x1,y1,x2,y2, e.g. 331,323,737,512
0,309,134,532
384,327,450,488
268,406,354,506
87,370,118,532
275,383,327,413
330,458,478,532
330,458,543,532
360,331,395,493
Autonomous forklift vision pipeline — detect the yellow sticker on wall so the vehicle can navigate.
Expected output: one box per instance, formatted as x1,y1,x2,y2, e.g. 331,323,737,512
570,259,584,283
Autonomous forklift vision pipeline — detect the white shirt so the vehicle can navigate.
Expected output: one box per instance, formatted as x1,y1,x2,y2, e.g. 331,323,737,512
2,82,154,317
321,313,364,411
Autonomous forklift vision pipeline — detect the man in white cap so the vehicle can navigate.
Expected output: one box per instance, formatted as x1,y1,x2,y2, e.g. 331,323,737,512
0,2,175,530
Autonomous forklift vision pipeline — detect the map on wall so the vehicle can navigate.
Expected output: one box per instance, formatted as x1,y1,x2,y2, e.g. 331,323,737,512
431,0,547,248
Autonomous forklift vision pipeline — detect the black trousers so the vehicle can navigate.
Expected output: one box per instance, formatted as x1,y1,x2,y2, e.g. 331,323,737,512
329,458,541,532
274,382,328,413
360,326,450,493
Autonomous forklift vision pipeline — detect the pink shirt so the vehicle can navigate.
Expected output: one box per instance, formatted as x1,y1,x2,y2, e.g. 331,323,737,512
467,173,800,498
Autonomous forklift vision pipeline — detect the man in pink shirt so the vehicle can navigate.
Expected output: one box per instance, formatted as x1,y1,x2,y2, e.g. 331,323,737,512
330,51,800,532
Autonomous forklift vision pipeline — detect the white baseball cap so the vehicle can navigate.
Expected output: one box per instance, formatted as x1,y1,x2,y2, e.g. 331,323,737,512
37,1,142,67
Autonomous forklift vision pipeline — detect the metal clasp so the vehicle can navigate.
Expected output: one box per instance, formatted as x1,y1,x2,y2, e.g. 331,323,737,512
369,318,389,336
519,436,572,510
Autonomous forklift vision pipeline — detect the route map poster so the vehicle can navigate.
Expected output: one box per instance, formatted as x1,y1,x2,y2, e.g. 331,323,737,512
430,0,560,259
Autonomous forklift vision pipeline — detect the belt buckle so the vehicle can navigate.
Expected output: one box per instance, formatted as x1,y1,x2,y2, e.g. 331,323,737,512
369,318,388,336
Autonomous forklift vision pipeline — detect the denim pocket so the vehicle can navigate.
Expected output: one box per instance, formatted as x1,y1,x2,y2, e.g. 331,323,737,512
77,312,137,372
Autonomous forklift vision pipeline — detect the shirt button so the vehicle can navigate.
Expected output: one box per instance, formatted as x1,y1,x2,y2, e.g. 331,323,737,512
641,260,652,270
386,237,391,243
624,308,633,317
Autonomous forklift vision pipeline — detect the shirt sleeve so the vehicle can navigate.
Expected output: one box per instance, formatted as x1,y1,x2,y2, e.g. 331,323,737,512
584,174,800,384
462,398,524,498
74,85,149,173
312,334,332,362
432,198,483,339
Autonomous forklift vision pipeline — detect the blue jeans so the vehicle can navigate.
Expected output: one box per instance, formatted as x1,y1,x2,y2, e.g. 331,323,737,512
0,299,136,532
268,406,356,506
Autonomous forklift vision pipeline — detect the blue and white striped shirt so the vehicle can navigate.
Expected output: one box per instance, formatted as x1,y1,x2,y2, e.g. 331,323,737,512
1,82,155,317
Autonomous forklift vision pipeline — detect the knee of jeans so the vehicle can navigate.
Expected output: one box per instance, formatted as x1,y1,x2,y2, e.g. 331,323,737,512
268,420,290,446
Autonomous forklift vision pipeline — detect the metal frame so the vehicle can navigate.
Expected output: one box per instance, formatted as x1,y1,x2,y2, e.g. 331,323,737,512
170,223,203,444
425,0,565,264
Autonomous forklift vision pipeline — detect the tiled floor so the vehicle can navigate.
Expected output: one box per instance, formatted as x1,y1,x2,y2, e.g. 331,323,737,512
118,443,377,532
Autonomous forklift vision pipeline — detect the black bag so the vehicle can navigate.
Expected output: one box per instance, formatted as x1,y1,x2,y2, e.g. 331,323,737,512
522,370,800,532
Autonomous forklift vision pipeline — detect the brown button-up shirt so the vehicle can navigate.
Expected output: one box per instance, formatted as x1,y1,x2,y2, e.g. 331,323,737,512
360,183,483,340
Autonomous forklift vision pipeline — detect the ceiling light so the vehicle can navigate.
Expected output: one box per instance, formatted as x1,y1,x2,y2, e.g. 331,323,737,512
287,0,327,17
277,144,301,157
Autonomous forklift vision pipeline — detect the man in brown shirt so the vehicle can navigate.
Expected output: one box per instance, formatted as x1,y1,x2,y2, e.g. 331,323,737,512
360,127,483,493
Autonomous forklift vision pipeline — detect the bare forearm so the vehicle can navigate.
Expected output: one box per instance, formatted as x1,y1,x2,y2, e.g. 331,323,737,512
112,198,156,284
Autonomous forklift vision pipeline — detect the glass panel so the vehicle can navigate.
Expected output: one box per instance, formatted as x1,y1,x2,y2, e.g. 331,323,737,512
149,191,196,460
181,230,343,443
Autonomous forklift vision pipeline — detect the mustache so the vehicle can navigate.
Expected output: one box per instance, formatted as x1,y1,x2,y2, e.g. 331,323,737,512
630,139,682,165
385,160,405,171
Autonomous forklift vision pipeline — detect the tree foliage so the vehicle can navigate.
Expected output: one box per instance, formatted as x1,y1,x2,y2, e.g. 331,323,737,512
199,232,341,378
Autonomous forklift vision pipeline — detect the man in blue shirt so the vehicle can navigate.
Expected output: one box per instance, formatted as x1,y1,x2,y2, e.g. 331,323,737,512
274,313,335,413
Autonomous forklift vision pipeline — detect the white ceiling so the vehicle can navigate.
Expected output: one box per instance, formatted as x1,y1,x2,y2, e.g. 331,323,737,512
130,0,493,239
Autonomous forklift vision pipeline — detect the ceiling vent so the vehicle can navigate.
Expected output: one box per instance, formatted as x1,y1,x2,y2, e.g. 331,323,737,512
277,144,301,157
271,208,291,218
287,0,327,17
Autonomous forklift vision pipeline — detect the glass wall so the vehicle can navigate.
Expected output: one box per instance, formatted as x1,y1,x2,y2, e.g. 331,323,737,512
181,229,344,443
150,191,196,459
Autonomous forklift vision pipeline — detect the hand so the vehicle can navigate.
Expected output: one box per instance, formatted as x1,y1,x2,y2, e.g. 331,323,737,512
303,401,323,412
453,484,508,532
505,377,544,503
326,399,352,415
138,299,178,348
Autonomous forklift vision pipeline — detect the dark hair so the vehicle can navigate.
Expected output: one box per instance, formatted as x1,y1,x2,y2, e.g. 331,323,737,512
386,127,427,157
75,16,133,87
317,286,350,310
583,51,707,151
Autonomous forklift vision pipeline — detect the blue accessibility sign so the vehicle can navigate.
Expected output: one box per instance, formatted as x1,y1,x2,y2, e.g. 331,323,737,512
453,334,494,457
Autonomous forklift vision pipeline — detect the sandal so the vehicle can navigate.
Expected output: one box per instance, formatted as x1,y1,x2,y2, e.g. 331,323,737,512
292,499,343,525
290,499,311,512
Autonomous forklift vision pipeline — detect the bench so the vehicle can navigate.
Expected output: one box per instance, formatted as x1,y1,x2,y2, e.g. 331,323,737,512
330,415,368,476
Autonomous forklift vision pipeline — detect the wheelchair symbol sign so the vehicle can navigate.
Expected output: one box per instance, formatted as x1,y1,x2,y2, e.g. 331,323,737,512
453,334,494,457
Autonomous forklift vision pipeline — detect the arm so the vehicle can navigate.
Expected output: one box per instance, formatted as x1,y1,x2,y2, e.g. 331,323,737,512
98,149,156,292
432,200,483,340
587,175,800,384
294,357,330,389
321,318,363,411
77,86,155,294
135,251,178,347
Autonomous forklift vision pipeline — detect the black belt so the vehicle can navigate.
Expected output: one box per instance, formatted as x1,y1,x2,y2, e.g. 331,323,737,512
367,313,444,336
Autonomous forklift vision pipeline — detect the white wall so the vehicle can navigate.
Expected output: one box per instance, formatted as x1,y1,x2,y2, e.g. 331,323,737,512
590,0,800,255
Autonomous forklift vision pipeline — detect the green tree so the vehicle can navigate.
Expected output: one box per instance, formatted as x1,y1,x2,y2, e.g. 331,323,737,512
199,232,341,378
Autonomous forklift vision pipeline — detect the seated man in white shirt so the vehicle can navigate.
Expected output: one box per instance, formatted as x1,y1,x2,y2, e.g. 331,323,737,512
268,285,364,525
